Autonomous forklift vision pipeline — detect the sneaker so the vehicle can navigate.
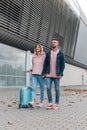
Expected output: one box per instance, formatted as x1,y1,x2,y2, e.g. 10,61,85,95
37,103,43,108
53,104,59,110
46,103,53,109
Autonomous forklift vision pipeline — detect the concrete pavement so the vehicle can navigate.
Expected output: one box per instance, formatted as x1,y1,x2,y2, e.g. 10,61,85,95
0,86,87,130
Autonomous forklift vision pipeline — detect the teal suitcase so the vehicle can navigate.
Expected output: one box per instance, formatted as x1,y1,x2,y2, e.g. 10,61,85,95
18,87,32,108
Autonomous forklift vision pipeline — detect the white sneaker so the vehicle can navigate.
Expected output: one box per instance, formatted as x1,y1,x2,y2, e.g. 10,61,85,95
38,103,43,108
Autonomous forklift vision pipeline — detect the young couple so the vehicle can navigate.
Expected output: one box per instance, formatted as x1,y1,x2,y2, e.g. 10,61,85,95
27,38,65,110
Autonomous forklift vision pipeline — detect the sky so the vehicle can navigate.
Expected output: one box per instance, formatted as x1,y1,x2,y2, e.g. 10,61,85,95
77,0,87,17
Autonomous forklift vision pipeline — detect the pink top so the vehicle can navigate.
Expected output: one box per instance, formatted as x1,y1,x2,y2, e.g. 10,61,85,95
32,54,46,75
47,49,59,78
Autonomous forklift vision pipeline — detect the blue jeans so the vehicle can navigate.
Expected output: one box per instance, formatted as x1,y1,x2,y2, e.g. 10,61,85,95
31,74,45,101
46,77,60,104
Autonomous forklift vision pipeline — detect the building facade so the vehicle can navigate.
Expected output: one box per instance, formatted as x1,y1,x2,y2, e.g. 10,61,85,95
0,0,87,87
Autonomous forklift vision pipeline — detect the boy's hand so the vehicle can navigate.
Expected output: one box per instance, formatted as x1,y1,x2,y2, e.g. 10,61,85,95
57,76,62,79
42,74,46,79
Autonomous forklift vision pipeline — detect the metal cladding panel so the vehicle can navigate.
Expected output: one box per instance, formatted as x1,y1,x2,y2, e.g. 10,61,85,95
0,28,49,52
0,0,80,56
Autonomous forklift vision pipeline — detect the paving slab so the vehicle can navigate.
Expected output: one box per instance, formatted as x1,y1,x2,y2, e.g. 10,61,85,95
0,86,87,130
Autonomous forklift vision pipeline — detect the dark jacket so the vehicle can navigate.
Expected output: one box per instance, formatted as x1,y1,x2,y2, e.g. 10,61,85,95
42,50,65,76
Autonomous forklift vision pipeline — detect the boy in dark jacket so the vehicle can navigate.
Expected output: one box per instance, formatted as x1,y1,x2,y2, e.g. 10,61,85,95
42,38,65,109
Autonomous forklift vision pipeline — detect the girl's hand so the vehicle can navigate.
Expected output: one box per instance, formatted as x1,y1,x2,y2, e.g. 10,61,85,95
26,69,32,72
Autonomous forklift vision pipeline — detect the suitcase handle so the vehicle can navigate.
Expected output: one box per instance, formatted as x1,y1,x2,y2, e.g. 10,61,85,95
20,88,22,106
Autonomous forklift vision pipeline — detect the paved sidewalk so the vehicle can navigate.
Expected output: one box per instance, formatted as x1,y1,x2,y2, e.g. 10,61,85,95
0,86,87,130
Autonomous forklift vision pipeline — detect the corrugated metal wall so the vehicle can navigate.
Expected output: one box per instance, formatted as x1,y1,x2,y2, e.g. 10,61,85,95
0,0,80,57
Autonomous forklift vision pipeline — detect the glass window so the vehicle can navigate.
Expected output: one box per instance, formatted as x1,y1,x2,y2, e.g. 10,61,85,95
7,77,16,86
0,62,7,75
16,77,26,86
0,43,26,87
0,76,7,86
15,63,26,76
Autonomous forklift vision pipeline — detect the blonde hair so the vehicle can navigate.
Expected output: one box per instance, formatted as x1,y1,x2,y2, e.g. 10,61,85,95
34,44,43,55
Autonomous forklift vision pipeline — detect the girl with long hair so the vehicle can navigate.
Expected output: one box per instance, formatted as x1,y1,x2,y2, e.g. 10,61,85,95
27,44,45,108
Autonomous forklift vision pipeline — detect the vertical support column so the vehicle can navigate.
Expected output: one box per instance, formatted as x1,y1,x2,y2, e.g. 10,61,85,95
26,51,32,87
82,72,84,85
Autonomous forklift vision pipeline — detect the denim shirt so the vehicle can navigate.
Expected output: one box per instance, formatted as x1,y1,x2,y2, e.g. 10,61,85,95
42,50,65,76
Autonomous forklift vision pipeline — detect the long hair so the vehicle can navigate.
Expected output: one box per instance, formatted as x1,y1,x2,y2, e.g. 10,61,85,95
34,44,43,55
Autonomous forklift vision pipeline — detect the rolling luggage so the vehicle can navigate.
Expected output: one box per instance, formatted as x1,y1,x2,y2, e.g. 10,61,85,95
18,87,32,108
18,51,32,108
